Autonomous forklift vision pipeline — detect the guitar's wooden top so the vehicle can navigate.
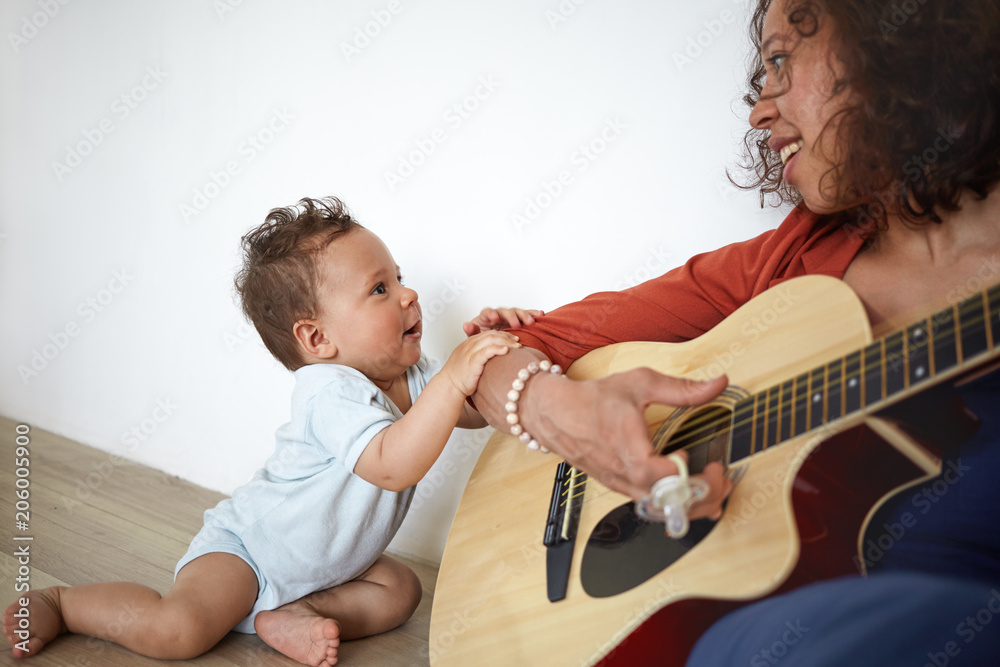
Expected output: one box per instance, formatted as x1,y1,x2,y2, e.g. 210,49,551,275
429,276,885,665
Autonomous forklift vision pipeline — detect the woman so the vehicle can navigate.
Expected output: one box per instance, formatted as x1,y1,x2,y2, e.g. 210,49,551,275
468,0,1000,662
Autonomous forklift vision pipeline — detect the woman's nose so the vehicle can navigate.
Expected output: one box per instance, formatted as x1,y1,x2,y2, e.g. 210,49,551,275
749,93,778,130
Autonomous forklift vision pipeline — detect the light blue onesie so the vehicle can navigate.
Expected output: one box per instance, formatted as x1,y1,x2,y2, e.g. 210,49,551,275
174,356,432,633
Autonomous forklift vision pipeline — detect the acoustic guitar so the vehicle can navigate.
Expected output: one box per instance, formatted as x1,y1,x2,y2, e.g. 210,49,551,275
429,275,1000,666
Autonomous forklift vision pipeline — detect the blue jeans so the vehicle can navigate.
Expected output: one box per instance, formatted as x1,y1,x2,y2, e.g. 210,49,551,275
687,572,1000,666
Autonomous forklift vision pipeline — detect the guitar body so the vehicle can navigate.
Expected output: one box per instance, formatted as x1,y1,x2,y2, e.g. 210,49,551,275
429,276,950,666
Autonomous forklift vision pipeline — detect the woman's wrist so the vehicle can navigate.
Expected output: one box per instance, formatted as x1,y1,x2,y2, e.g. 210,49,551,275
470,347,549,428
512,369,569,448
503,358,564,451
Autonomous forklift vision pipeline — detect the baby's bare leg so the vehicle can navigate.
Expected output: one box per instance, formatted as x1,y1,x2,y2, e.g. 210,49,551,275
3,553,257,660
254,555,422,666
306,555,422,639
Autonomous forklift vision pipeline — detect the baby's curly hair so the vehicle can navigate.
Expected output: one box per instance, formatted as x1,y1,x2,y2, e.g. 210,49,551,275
235,196,361,370
735,0,1000,236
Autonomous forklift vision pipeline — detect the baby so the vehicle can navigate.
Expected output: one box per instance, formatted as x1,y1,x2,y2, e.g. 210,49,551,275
3,196,539,666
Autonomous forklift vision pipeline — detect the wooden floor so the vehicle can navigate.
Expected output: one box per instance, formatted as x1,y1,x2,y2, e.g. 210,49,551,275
0,416,437,666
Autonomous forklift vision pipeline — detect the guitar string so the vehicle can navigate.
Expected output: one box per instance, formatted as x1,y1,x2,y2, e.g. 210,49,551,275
638,298,997,461
556,470,588,509
559,482,586,498
559,285,1000,508
551,290,997,507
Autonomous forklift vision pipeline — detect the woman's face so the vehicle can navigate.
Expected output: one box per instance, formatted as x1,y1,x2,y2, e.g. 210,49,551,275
749,0,854,213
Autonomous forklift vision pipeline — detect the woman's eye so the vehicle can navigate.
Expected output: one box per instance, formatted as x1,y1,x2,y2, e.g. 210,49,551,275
767,53,787,72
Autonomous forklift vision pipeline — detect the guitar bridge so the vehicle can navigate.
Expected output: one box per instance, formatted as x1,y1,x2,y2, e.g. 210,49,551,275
544,461,587,602
544,461,587,546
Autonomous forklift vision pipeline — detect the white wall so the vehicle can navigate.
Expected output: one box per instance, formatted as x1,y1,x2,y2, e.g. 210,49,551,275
0,0,787,564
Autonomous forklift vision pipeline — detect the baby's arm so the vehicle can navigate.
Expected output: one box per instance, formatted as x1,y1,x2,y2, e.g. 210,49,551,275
353,330,519,492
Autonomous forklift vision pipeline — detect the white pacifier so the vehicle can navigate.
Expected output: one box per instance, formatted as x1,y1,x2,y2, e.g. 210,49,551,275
635,453,709,539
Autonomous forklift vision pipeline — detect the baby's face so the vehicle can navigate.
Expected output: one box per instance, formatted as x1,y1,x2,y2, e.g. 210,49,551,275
312,228,422,382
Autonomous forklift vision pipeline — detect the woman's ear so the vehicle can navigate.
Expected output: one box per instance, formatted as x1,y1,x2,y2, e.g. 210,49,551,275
293,319,338,361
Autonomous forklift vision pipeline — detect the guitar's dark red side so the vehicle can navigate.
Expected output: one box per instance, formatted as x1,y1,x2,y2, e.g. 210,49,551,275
596,407,962,666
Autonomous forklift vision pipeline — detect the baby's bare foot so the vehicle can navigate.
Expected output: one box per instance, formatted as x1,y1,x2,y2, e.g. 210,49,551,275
3,588,67,658
254,602,340,667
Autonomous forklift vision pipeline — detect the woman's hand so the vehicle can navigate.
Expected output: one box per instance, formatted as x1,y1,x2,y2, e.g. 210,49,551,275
517,366,731,516
463,307,544,336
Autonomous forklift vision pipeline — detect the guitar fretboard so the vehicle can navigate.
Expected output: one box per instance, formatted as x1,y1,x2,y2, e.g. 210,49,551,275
727,282,1000,463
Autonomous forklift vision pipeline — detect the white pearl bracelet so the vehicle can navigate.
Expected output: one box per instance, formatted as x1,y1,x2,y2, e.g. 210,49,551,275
504,359,562,452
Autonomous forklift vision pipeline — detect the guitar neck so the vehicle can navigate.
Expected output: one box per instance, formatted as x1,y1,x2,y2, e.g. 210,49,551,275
728,282,1000,463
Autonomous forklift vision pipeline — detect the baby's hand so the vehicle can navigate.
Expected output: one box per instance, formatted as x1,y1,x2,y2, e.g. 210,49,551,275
462,307,544,337
443,330,521,396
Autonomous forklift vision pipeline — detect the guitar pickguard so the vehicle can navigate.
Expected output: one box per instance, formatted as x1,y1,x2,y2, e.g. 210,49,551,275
581,505,716,597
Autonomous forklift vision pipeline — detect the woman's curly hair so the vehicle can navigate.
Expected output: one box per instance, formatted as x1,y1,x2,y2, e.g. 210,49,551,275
234,196,360,371
735,0,1000,236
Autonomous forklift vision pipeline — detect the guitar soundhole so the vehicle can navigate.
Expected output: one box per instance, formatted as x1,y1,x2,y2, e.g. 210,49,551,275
580,404,731,598
656,404,733,474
